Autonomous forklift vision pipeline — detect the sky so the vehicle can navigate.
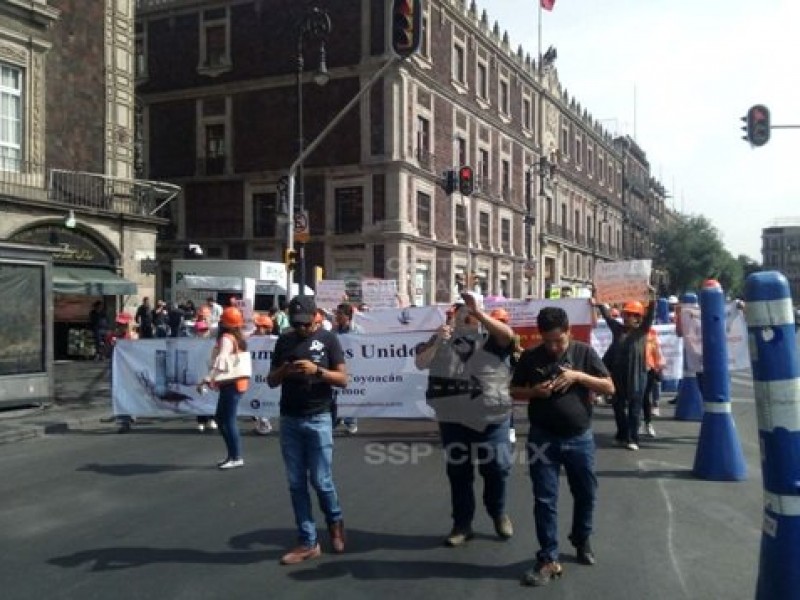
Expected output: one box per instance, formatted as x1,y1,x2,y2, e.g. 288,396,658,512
488,0,800,260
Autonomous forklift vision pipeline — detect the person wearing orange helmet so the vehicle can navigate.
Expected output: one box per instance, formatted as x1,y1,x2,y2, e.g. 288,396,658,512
197,306,250,469
596,288,656,451
251,313,275,435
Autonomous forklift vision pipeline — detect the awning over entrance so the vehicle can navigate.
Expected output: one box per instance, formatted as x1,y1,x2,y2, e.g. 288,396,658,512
53,266,137,296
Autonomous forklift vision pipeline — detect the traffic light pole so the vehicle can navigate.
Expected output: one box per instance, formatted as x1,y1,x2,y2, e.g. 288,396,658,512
285,56,400,300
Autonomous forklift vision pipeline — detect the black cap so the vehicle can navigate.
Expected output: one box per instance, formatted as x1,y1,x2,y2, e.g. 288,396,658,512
288,295,317,324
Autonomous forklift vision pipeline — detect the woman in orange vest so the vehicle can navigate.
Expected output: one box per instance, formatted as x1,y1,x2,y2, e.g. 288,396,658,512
642,328,666,437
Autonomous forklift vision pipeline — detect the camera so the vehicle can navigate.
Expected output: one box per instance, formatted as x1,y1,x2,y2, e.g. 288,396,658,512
535,360,573,382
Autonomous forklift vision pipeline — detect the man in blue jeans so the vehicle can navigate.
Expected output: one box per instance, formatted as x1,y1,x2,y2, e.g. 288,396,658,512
415,291,516,547
510,306,614,587
267,295,348,565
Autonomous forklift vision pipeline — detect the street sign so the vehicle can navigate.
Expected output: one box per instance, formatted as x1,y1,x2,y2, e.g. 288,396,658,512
294,210,310,243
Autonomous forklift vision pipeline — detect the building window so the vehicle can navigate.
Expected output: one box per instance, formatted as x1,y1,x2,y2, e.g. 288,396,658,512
477,61,488,99
479,148,490,187
575,137,582,167
372,173,385,223
335,187,363,234
0,64,22,170
199,8,230,72
501,159,510,200
199,97,228,175
455,203,467,245
499,79,510,115
456,136,467,167
452,43,466,84
417,191,431,237
599,154,605,183
522,97,532,130
560,127,569,158
252,192,278,237
501,218,511,253
420,11,430,58
588,146,594,176
416,115,431,168
134,22,147,79
575,254,582,278
479,212,490,247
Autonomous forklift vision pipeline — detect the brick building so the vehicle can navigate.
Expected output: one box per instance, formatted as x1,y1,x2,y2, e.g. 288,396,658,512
136,0,670,303
0,0,176,360
762,221,800,302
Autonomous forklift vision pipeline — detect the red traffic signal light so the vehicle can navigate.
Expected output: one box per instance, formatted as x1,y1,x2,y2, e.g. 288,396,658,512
459,166,474,196
392,0,421,58
743,104,771,147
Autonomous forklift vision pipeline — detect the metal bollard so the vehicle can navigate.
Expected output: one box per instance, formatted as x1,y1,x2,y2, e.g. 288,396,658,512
745,271,800,599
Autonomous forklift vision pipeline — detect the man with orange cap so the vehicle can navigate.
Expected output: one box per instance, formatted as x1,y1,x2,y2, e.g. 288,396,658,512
596,289,656,451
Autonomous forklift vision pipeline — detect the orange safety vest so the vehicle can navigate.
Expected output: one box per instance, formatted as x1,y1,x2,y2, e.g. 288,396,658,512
645,328,665,371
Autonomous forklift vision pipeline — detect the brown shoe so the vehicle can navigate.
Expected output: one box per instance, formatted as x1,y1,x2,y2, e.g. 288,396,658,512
280,543,321,565
521,560,563,587
328,521,345,553
493,515,514,539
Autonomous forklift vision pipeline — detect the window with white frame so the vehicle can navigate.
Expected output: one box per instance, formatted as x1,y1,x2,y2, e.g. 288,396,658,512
501,159,510,200
452,42,466,84
522,96,532,131
0,64,22,170
416,115,431,163
477,60,488,100
479,211,490,247
420,10,430,58
200,97,228,175
199,7,230,71
416,191,431,237
478,148,490,186
575,136,583,167
455,135,467,167
501,218,511,252
588,145,594,176
499,78,510,115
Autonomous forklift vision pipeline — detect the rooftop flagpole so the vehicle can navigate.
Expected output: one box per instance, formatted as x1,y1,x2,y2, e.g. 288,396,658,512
537,0,542,71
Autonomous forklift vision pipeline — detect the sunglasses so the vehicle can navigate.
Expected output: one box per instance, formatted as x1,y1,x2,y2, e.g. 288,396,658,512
291,321,314,329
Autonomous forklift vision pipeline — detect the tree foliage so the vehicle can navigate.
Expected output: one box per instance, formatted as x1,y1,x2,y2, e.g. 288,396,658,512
653,215,753,297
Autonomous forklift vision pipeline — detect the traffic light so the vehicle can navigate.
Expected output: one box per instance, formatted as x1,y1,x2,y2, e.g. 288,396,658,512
441,169,457,195
742,104,771,147
391,0,421,58
284,248,297,271
459,165,474,196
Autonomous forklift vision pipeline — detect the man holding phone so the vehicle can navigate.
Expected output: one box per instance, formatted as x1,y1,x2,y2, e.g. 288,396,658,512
510,306,614,587
415,291,516,548
267,295,348,565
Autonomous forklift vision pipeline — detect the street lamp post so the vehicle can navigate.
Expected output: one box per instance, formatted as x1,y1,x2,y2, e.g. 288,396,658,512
528,154,557,297
294,6,331,297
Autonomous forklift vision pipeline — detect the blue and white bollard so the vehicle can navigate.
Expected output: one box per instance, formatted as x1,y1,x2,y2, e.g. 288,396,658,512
745,271,800,599
692,279,746,481
675,292,703,421
656,297,670,324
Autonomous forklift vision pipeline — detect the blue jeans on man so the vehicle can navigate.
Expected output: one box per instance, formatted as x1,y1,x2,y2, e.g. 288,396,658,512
438,419,512,528
280,412,343,547
527,426,597,563
214,384,242,460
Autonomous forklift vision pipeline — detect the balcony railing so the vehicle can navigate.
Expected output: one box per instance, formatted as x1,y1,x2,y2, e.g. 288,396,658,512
0,159,47,202
48,169,180,218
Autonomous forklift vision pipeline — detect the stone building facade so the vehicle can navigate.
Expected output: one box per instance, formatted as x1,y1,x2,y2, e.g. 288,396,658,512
0,0,175,360
136,0,670,303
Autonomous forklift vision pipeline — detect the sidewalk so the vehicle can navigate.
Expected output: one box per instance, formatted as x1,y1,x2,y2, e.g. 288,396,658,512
0,360,113,445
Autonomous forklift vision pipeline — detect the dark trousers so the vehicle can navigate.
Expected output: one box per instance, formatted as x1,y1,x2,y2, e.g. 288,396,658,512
438,419,512,528
613,392,643,444
642,370,660,423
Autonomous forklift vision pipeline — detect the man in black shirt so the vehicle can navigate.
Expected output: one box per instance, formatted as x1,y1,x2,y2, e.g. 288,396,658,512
267,295,348,566
510,306,614,587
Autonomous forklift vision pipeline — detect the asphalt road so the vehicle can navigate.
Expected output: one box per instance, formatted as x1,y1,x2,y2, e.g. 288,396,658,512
0,371,764,600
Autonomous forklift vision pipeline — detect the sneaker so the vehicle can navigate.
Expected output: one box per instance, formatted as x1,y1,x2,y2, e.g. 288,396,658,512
493,515,514,540
626,442,640,451
254,418,272,435
651,406,661,417
280,543,321,565
569,535,596,565
218,458,244,470
197,423,205,433
645,423,656,438
444,526,474,547
207,419,218,431
521,560,563,587
344,421,358,435
509,428,517,444
328,521,345,553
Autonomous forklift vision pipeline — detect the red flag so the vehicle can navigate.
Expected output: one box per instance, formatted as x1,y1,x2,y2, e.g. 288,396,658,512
541,0,556,10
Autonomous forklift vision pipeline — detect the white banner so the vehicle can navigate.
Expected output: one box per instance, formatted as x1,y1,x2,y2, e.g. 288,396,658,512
353,306,445,334
590,322,683,382
594,260,652,304
112,333,435,419
361,279,399,309
315,280,347,310
681,302,750,373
